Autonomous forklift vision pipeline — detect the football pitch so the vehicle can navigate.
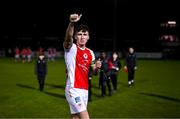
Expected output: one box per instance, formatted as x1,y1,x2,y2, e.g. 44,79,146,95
0,58,180,118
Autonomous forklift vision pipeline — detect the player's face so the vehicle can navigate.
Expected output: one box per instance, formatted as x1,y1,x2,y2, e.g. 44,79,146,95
75,30,89,47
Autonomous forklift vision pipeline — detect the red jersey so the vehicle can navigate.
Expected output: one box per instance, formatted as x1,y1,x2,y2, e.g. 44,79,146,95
21,48,28,55
15,48,20,55
64,44,95,90
27,48,32,55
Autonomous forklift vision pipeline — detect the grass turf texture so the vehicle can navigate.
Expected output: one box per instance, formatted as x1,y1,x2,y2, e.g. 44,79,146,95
0,58,180,118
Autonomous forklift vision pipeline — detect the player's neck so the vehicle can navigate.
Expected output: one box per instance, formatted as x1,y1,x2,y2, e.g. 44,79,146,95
77,43,86,50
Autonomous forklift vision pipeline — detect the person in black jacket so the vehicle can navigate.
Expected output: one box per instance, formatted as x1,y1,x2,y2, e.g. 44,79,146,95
35,53,47,91
99,52,112,96
124,47,137,87
108,52,121,92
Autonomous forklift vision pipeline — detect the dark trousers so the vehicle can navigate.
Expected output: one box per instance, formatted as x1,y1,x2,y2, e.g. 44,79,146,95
37,75,45,91
100,79,112,96
111,74,117,90
128,68,135,81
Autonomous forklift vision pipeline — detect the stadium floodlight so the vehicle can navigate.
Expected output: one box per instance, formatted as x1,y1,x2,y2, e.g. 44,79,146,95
168,21,176,25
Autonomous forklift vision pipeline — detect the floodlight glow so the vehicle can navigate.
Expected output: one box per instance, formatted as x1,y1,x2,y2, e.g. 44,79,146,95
168,21,176,25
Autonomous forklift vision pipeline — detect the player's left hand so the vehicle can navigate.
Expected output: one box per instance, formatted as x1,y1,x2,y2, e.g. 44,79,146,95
134,66,138,70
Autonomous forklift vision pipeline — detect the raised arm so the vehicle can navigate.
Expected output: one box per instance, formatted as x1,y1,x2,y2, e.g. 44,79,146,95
63,14,82,49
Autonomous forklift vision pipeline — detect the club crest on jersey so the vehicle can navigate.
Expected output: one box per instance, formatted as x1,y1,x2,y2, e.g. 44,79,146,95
83,53,88,59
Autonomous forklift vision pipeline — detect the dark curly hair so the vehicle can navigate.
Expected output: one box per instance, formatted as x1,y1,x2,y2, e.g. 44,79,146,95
74,24,89,33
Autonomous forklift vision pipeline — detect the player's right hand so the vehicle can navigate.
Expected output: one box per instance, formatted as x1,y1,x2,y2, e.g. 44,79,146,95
70,14,82,23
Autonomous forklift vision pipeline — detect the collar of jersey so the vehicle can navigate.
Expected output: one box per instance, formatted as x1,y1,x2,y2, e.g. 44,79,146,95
77,45,86,50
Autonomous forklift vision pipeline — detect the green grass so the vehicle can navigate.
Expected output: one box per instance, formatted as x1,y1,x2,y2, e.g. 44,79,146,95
0,58,180,118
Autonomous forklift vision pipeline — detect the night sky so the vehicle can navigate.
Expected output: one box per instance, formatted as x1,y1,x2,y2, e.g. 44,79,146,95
0,0,179,51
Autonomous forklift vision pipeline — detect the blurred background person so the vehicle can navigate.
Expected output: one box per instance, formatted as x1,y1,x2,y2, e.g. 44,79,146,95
35,53,48,91
108,52,121,93
99,52,112,97
52,47,56,61
38,46,44,57
27,47,32,63
14,46,21,62
124,47,138,87
47,47,53,61
21,47,27,63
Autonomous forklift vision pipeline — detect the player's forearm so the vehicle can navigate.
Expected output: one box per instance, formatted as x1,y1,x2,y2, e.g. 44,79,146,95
66,22,75,39
64,22,74,48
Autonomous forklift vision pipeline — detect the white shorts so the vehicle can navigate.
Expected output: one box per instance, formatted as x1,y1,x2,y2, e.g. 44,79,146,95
65,87,88,114
22,55,26,59
27,55,31,59
15,54,20,59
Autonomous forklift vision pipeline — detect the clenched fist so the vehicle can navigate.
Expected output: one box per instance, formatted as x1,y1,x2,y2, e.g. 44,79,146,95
70,14,82,23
